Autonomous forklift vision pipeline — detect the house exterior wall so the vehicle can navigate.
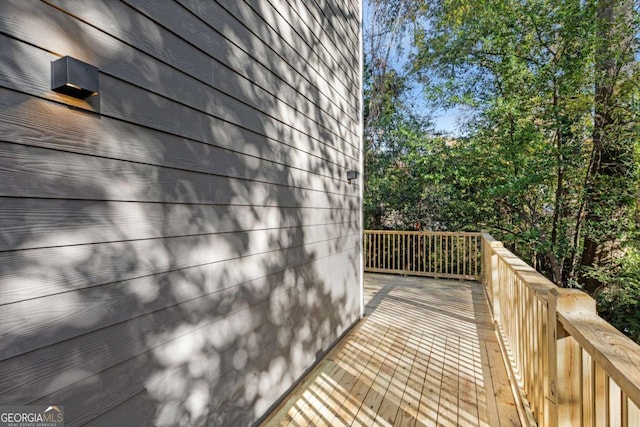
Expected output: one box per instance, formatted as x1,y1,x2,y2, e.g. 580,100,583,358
0,0,361,425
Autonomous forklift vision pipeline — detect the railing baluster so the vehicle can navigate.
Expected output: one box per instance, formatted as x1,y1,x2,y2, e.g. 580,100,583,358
374,232,378,269
384,233,387,270
475,235,478,278
428,233,431,274
364,231,482,279
376,232,379,270
367,234,375,267
394,233,398,271
387,233,390,270
393,233,395,270
449,234,452,274
440,233,443,274
439,234,442,274
446,234,449,275
388,233,391,270
367,232,370,269
456,235,459,275
397,233,400,272
412,233,416,272
379,232,382,270
454,235,457,275
445,234,449,275
610,379,622,427
462,235,466,277
364,231,369,269
628,397,640,427
451,235,454,275
361,227,637,427
594,363,608,426
394,233,397,272
582,350,594,427
399,233,401,272
376,233,379,269
404,234,413,274
416,233,419,272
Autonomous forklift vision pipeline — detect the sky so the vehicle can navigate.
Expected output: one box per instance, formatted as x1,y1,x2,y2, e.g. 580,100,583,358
362,0,466,137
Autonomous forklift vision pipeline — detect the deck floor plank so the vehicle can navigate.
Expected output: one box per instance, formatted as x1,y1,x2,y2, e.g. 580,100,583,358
391,330,425,426
416,333,445,426
296,325,390,427
458,338,480,427
407,333,436,427
373,329,415,426
437,336,460,426
327,326,395,426
319,325,394,427
350,326,405,425
261,273,523,426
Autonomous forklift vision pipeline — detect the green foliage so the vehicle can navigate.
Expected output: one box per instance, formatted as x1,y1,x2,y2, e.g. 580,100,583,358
363,0,640,340
403,0,600,282
595,247,640,344
408,0,639,285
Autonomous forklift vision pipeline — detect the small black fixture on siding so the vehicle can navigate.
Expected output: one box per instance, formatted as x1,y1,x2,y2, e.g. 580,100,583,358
346,170,358,183
51,56,99,99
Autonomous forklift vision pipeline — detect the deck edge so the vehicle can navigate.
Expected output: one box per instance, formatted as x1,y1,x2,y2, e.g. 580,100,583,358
481,284,538,427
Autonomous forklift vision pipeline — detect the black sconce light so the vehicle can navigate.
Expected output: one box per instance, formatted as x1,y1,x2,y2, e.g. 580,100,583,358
346,170,358,184
51,56,99,99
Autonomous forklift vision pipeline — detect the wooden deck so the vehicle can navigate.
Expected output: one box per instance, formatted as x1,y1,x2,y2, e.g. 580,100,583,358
261,273,522,427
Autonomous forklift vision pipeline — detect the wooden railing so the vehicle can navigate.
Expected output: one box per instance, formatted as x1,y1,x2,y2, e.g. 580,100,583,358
481,232,640,427
363,230,481,280
363,229,640,426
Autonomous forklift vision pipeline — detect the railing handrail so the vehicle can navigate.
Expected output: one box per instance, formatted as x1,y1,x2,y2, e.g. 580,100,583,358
365,230,482,236
363,229,481,280
490,243,556,299
558,309,640,407
364,229,640,424
481,232,640,426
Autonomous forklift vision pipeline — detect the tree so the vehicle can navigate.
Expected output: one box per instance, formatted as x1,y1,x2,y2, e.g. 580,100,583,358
407,0,602,285
580,0,639,293
363,0,438,230
363,0,639,339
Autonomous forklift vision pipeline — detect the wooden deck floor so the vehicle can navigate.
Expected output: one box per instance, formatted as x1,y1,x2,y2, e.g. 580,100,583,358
261,273,522,427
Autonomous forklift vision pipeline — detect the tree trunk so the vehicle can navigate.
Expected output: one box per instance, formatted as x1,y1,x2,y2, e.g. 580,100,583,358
579,0,634,293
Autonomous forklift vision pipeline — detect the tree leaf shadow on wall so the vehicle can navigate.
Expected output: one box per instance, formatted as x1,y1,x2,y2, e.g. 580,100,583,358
0,0,361,426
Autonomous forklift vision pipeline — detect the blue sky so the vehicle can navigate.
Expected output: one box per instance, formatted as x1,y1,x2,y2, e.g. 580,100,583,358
363,0,466,136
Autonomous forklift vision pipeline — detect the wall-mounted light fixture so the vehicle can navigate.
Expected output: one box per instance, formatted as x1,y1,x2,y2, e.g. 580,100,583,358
346,170,358,184
51,56,99,99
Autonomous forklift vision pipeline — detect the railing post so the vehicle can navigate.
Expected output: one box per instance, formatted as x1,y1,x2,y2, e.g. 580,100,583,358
546,288,558,427
547,288,597,427
489,242,503,322
480,232,503,322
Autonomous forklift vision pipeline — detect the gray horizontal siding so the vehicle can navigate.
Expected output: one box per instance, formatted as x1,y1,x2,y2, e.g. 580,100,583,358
31,248,358,426
1,241,358,399
0,198,356,251
0,88,348,185
0,224,358,306
214,0,358,108
51,0,359,148
0,141,356,208
276,0,359,86
0,0,360,425
294,0,360,63
124,0,360,143
0,32,358,164
178,0,358,120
